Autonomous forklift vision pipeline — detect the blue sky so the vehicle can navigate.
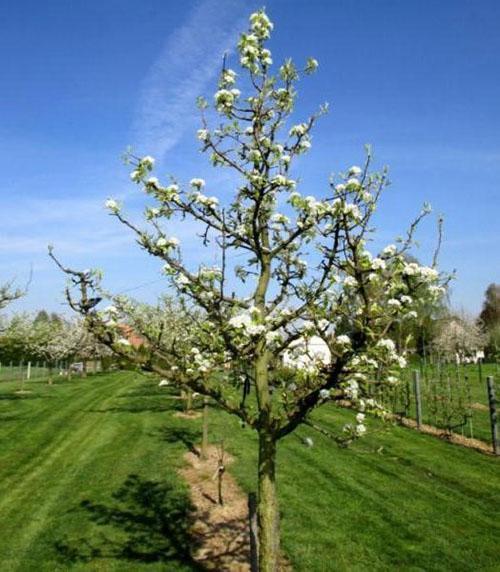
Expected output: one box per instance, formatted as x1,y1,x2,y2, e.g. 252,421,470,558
1,0,498,315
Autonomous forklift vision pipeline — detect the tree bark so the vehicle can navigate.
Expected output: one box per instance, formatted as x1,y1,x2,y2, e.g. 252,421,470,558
257,429,280,572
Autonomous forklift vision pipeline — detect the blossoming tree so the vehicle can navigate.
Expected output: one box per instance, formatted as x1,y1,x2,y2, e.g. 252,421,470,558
0,280,24,311
433,313,486,362
51,10,447,570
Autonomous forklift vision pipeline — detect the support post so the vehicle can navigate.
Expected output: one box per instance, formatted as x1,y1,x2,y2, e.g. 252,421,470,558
486,376,498,455
27,361,31,381
413,370,422,429
248,492,259,572
201,397,209,460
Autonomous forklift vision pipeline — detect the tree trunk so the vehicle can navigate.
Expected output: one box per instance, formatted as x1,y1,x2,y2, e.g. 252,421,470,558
257,429,280,572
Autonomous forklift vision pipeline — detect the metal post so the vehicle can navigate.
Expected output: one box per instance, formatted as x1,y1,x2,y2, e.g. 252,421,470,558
27,361,31,381
413,370,422,428
486,376,498,455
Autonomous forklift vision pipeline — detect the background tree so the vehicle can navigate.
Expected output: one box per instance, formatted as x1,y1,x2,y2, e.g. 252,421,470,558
30,318,87,382
52,9,447,570
479,283,499,360
0,313,33,363
432,312,486,362
479,283,500,330
76,326,113,375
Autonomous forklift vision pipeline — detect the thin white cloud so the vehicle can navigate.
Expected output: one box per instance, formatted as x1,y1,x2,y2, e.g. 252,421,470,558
132,0,251,160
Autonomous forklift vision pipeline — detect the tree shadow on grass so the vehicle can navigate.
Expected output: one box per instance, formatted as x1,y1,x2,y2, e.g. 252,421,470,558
0,393,52,400
54,474,203,569
88,402,176,414
87,388,189,415
161,426,202,457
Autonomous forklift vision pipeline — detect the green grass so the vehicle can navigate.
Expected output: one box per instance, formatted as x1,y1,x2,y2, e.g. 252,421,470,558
0,372,498,571
207,400,500,571
0,372,200,571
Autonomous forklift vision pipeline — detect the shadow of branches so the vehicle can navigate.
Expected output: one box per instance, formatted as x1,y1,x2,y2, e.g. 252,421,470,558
161,426,202,457
54,474,202,569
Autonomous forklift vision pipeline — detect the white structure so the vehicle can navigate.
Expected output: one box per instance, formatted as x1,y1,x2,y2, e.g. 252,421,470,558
283,336,331,371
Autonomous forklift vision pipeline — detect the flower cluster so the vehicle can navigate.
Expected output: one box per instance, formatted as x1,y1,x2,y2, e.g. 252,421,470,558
156,236,180,251
192,191,219,209
214,88,241,114
229,306,265,337
105,198,121,214
237,11,274,74
130,155,155,183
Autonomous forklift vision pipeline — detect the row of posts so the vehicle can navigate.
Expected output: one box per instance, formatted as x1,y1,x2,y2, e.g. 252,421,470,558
412,370,498,455
0,361,44,380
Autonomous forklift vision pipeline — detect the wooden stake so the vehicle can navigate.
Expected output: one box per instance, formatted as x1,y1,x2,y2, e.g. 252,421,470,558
413,370,422,428
201,397,209,460
248,492,259,572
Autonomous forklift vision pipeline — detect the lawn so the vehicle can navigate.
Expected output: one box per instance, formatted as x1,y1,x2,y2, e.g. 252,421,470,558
0,371,498,571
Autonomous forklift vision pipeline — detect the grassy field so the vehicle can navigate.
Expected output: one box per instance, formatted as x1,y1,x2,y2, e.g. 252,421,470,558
0,372,498,571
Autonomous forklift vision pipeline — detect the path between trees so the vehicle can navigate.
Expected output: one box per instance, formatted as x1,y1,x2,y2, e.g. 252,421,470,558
180,445,291,571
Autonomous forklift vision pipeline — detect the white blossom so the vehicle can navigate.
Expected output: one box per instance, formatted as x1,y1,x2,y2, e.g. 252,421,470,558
356,424,367,436
289,123,308,137
336,334,351,346
348,166,362,177
376,338,396,352
381,244,397,257
343,203,361,220
104,198,120,213
190,178,206,189
141,155,155,168
197,129,209,141
371,258,386,271
397,356,407,368
343,276,357,288
229,312,253,329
